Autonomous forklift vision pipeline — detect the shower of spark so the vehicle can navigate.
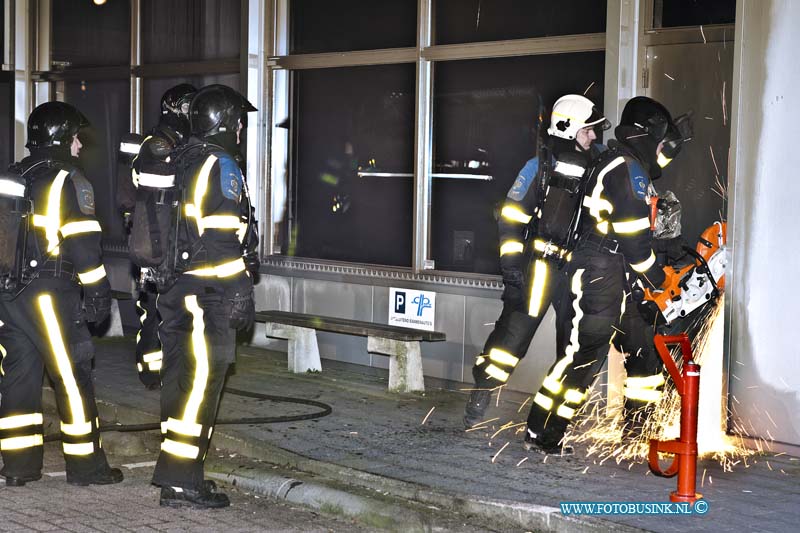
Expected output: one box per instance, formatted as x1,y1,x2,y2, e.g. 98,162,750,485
563,296,759,470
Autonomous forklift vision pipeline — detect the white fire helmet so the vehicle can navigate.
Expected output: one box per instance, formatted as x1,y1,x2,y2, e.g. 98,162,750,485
547,94,611,141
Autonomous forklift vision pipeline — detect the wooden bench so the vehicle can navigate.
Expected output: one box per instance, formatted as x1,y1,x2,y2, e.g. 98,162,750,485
255,310,445,393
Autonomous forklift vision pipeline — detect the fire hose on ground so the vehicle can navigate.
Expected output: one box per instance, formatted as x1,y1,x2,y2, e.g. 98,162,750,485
42,387,333,443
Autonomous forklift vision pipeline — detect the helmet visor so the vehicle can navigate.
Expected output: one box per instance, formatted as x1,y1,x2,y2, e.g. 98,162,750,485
659,112,694,165
585,107,611,131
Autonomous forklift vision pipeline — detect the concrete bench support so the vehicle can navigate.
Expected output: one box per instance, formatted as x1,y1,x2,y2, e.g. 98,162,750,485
265,323,322,373
367,336,425,393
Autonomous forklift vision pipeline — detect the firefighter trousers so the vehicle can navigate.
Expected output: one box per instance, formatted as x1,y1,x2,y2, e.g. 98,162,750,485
152,276,235,490
613,291,665,418
472,259,570,389
0,280,109,478
135,282,162,387
525,247,628,447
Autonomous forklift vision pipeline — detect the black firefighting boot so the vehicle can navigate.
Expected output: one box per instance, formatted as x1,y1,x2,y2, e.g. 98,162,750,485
4,473,43,487
463,389,493,428
160,484,230,509
67,465,124,486
523,428,574,456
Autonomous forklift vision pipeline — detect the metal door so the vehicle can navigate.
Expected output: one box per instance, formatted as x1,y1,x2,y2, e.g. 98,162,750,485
645,41,734,244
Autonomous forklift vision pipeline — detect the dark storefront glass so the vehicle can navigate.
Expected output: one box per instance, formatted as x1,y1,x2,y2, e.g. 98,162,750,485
141,0,241,64
141,74,241,133
52,0,130,67
656,0,736,28
431,52,605,274
434,0,607,45
0,72,12,170
64,80,131,245
288,64,415,266
1,6,5,59
290,0,417,54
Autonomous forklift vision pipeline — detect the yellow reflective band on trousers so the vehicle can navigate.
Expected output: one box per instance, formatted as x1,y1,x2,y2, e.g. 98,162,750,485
61,420,92,436
624,387,662,402
624,374,665,403
78,265,107,285
528,259,548,317
143,351,163,364
0,342,5,376
625,374,665,389
500,205,532,224
499,241,524,256
488,348,519,368
631,251,656,273
186,257,246,278
38,295,89,432
63,442,95,455
160,295,209,461
136,300,146,344
59,220,102,238
539,269,585,398
533,392,553,411
1,434,44,450
564,388,586,405
32,169,70,255
556,404,576,420
475,355,486,366
657,152,672,168
148,360,162,371
612,217,650,234
162,438,200,459
485,364,510,383
186,155,219,236
165,417,203,438
0,413,43,430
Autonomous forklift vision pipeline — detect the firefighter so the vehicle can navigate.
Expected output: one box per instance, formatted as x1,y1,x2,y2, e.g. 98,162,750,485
118,84,197,390
524,96,690,454
464,95,610,427
153,85,256,509
0,102,123,486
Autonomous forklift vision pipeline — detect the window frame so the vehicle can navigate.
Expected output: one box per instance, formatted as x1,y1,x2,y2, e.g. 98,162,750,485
25,0,250,253
265,0,607,284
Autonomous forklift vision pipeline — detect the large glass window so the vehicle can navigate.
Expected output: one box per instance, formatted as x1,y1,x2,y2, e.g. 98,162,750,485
431,52,606,274
290,0,417,54
52,0,130,68
64,80,131,245
287,64,416,266
434,0,607,45
0,72,12,170
141,0,241,64
655,0,735,28
1,5,5,59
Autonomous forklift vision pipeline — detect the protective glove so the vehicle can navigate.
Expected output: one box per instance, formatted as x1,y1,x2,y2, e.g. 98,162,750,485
653,236,689,264
227,281,255,331
83,281,112,325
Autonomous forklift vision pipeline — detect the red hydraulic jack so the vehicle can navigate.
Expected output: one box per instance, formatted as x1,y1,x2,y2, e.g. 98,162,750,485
648,333,702,503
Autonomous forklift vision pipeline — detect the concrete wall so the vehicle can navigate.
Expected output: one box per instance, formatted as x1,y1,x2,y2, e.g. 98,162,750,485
728,0,800,446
